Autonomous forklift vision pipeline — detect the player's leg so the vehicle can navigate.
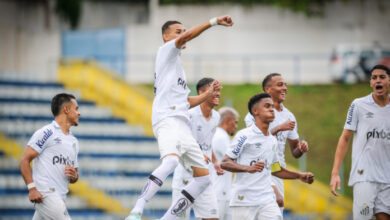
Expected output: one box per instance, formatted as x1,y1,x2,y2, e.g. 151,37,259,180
374,183,390,220
172,186,191,220
218,199,231,220
160,121,211,220
272,176,285,215
126,117,181,219
353,182,378,220
192,183,219,220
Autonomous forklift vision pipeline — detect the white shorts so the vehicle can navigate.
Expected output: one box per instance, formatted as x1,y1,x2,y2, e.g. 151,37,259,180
153,116,207,170
32,191,71,220
231,202,282,220
172,183,219,219
353,182,390,219
218,199,232,220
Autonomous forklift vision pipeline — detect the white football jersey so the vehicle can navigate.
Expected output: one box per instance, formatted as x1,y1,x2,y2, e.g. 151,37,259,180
226,124,279,207
344,94,390,186
212,127,233,201
27,121,79,199
244,104,299,167
172,106,220,189
152,40,191,126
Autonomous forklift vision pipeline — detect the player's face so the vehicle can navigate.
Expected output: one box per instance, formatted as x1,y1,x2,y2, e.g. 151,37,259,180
370,69,389,97
266,76,287,103
226,116,238,136
65,99,80,126
163,23,186,47
253,97,275,123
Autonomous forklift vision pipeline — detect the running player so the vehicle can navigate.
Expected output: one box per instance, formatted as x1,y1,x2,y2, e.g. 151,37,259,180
125,16,233,220
222,93,314,220
20,93,80,220
330,64,390,220
172,77,223,220
212,106,239,220
244,73,308,211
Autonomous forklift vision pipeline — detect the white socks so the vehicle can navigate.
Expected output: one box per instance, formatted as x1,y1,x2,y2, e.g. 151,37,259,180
161,175,211,220
131,156,179,214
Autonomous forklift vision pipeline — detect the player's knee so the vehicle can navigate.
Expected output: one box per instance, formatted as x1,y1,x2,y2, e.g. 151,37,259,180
161,155,179,172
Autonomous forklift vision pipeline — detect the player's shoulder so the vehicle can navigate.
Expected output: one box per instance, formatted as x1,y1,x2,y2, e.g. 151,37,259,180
352,94,372,106
33,122,55,136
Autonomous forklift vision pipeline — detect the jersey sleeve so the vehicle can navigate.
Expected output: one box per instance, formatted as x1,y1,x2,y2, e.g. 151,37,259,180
287,113,299,140
270,139,282,172
244,112,254,127
226,132,247,159
158,40,180,64
73,139,80,168
344,100,359,131
27,127,53,154
212,133,230,161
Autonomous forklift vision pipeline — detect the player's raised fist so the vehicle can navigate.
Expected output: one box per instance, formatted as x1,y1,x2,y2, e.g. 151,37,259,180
217,15,233,27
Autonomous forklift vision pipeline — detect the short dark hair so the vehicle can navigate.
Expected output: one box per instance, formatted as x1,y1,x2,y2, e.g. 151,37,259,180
162,20,182,35
371,64,390,76
51,93,76,117
262,73,281,91
196,77,215,94
248,93,271,116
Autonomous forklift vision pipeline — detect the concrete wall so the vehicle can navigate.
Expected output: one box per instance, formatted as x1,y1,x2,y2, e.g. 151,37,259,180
1,0,389,83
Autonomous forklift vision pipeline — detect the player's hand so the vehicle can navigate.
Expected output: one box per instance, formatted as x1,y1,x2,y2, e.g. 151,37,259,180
217,15,233,27
278,120,296,132
28,188,43,203
206,80,222,98
298,140,309,153
299,172,314,184
330,174,341,196
204,155,211,164
272,185,284,207
247,161,265,173
214,162,225,176
65,165,78,182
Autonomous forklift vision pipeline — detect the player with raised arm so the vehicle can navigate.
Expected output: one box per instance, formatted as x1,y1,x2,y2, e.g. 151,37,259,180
172,77,223,220
20,93,80,220
212,106,239,220
222,93,314,220
125,16,233,220
330,65,390,220
244,73,308,212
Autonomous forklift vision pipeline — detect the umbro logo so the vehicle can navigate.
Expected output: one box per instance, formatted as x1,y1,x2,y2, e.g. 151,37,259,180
54,137,62,144
197,126,202,132
255,143,262,148
365,112,374,118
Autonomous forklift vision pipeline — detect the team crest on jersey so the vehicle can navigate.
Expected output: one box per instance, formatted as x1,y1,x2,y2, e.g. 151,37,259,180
54,137,61,144
365,112,374,118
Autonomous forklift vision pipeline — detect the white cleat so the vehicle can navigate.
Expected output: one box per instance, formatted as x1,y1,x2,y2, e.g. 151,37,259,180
124,213,142,220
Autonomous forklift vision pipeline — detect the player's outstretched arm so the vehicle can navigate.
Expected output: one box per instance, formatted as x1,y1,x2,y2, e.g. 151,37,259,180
272,167,314,184
221,155,264,173
175,15,233,49
330,129,353,196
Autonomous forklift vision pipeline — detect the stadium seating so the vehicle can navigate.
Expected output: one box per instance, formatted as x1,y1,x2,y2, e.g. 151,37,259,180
0,77,169,220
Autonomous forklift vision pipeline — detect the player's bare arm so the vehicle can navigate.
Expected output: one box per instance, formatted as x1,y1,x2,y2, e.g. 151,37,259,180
20,146,43,203
288,139,308,158
221,155,264,173
330,129,353,196
175,15,233,49
188,80,221,108
271,119,295,135
211,151,224,175
272,167,314,184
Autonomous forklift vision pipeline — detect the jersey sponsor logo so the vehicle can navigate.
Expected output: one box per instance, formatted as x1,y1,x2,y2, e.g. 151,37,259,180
171,198,189,215
359,204,370,216
52,154,75,166
36,129,53,148
177,77,187,90
232,136,247,156
199,143,211,152
366,129,390,141
250,158,268,169
346,103,355,125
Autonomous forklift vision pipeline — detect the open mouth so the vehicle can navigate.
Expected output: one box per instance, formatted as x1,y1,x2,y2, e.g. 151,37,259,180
375,85,383,90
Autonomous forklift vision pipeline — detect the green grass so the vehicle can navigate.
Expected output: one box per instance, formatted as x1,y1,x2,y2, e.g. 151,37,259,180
141,83,371,197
